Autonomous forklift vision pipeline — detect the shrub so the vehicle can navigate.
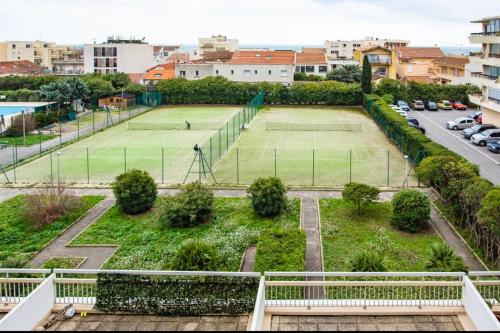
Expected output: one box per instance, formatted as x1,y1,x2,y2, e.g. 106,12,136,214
391,190,430,233
159,182,214,227
23,187,82,229
113,169,157,215
6,113,37,136
477,188,500,237
361,55,372,94
294,72,308,81
342,182,379,216
382,93,394,105
254,228,306,273
34,112,59,128
248,177,288,218
169,239,219,271
0,255,28,268
425,243,467,272
349,250,386,272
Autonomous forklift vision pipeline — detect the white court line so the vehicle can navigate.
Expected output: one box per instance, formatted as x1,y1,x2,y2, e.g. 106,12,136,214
417,112,500,166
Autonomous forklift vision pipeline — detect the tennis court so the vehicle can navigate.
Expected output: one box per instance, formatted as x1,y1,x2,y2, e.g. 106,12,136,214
210,107,414,187
6,106,242,185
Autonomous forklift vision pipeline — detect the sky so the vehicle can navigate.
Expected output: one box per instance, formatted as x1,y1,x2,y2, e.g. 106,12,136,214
0,0,496,46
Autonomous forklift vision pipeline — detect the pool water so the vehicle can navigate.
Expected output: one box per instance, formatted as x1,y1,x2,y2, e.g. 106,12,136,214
0,106,35,117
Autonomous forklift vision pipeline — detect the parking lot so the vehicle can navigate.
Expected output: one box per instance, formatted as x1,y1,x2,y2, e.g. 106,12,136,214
409,108,500,185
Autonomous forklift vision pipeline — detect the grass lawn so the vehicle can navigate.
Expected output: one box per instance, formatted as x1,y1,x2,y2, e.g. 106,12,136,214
0,195,105,260
71,197,301,271
320,199,443,272
42,257,85,269
0,134,56,146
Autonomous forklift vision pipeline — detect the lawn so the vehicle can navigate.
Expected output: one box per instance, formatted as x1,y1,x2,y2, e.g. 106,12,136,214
0,134,56,146
71,197,301,271
0,195,105,260
42,257,85,269
320,199,443,272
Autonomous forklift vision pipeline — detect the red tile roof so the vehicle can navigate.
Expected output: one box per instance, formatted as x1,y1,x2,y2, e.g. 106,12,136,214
166,52,190,64
127,73,145,83
202,51,233,62
296,53,327,65
0,60,44,75
302,48,326,54
403,75,435,83
432,55,469,68
396,47,444,60
226,51,296,65
144,64,175,81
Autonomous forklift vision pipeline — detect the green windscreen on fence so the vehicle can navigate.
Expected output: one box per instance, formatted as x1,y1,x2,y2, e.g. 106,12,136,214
265,122,363,132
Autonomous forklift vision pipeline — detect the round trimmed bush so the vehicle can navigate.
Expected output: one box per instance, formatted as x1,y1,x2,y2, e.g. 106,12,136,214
169,239,219,271
248,177,287,218
160,182,213,228
391,190,430,233
113,169,157,215
349,251,386,272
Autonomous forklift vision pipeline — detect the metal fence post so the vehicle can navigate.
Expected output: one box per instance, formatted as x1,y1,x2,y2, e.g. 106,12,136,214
86,148,90,184
312,149,315,186
210,138,213,168
274,149,277,178
39,131,42,157
387,150,390,188
77,116,80,141
226,123,229,150
349,150,352,183
218,129,222,159
92,110,95,134
237,148,239,185
49,148,53,185
12,146,16,184
59,120,62,147
124,148,127,173
161,147,164,184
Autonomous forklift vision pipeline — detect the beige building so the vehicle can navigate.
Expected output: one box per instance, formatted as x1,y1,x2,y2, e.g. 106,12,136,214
468,16,500,126
395,47,445,83
0,41,81,71
433,56,471,85
198,35,239,55
324,37,409,60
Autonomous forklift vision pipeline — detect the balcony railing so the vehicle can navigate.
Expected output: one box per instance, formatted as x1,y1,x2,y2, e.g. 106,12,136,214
471,72,498,80
368,59,392,65
489,53,500,59
471,32,500,36
489,97,500,105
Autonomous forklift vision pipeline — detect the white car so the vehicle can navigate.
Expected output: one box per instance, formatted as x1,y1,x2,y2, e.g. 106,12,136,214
446,117,475,130
396,110,408,118
471,129,500,146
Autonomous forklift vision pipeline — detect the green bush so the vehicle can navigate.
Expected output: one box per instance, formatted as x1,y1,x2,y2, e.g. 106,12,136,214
342,182,379,216
425,243,467,272
113,169,157,215
169,239,219,271
294,72,308,81
34,112,59,128
391,190,430,233
159,182,214,227
254,228,306,273
248,177,288,218
382,94,394,105
349,251,386,272
0,255,28,268
477,188,500,237
361,56,372,94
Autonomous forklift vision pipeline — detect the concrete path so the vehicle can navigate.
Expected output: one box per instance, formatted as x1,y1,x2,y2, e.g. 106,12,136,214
29,198,116,269
240,246,257,272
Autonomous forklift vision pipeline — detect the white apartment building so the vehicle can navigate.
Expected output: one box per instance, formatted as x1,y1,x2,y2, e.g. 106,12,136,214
0,41,81,71
198,35,239,55
468,16,500,127
324,37,410,60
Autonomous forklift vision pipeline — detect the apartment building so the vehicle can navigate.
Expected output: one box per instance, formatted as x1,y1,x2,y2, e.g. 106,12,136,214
395,47,445,83
324,37,409,60
468,16,500,126
214,50,296,84
198,35,239,55
433,56,471,85
354,46,397,80
0,41,81,71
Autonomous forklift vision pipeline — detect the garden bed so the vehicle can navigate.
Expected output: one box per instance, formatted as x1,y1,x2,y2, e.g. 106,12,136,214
71,197,302,271
320,199,443,272
0,195,105,261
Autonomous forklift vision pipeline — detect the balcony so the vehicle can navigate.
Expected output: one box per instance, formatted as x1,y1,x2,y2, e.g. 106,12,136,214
368,59,392,65
489,54,500,59
469,32,500,44
471,72,497,80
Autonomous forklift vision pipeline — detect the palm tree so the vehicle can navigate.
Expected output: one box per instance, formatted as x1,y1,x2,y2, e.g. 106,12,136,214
349,250,386,272
326,65,362,83
425,243,467,272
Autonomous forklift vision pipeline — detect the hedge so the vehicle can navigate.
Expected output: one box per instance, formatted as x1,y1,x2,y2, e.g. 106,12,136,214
95,273,259,316
156,76,363,105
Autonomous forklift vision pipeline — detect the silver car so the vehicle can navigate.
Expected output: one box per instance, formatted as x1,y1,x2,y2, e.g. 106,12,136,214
471,129,500,146
446,117,475,130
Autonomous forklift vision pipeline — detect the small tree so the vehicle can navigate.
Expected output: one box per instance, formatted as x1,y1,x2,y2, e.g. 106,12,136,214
248,177,288,218
342,182,380,216
361,55,372,94
326,65,361,83
382,93,394,105
425,243,467,272
159,182,214,227
113,169,157,215
391,190,430,233
349,251,386,272
169,239,219,271
477,188,500,237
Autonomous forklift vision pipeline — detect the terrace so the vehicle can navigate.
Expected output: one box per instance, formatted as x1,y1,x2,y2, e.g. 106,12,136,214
1,269,499,331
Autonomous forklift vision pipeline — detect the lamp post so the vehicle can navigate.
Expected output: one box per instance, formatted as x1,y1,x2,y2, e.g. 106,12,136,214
56,151,62,192
22,109,26,145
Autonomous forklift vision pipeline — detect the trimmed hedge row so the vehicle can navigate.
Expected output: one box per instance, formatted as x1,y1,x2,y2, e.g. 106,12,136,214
156,76,363,105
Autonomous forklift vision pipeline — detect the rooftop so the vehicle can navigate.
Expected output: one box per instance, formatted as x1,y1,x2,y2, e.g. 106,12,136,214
433,55,470,68
302,48,326,54
296,53,327,65
0,60,44,76
226,50,296,65
396,47,445,60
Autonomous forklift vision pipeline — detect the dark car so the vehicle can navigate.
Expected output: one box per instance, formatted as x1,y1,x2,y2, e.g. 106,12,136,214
424,100,438,111
462,124,497,139
396,100,410,112
407,117,420,126
488,141,500,153
408,121,426,134
409,100,425,111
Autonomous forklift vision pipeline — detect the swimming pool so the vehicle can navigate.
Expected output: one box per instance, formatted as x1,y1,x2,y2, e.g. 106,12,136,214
0,106,36,117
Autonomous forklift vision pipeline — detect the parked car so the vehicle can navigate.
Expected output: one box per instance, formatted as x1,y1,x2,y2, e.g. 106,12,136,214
409,100,425,110
424,100,439,111
438,100,453,110
477,114,483,125
396,110,408,118
408,121,426,134
447,117,475,130
468,111,482,124
389,105,402,111
462,124,497,139
396,100,410,112
451,101,467,110
487,141,500,153
471,129,500,146
407,117,420,126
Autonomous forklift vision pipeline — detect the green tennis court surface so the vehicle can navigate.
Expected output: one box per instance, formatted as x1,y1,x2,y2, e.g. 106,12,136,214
7,107,241,185
210,107,414,187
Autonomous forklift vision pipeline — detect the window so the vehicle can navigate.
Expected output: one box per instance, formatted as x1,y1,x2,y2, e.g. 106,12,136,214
26,44,31,48
306,66,315,73
195,70,199,77
255,70,258,75
215,70,219,75
319,66,328,73
231,70,234,75
12,44,16,49
244,70,251,77
331,50,339,55
296,66,301,72
154,74,161,78
110,98,114,102
180,70,186,77
408,64,414,73
268,70,272,75
280,70,288,77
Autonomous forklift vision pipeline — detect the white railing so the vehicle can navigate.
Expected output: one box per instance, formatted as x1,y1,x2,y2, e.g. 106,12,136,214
463,276,500,331
264,272,465,308
0,269,51,304
469,271,500,306
249,277,266,331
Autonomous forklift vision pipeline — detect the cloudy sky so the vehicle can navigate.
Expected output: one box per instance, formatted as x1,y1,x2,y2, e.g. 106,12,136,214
0,0,495,46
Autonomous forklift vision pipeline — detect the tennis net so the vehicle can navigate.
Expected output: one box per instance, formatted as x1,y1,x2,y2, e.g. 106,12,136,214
265,122,363,132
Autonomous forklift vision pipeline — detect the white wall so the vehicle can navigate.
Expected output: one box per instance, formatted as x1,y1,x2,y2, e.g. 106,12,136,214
84,43,155,74
0,274,56,331
176,63,214,80
462,276,500,331
214,64,294,83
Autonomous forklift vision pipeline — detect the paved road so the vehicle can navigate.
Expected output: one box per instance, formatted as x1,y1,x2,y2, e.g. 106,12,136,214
410,109,500,185
0,106,151,168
